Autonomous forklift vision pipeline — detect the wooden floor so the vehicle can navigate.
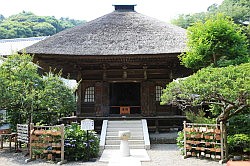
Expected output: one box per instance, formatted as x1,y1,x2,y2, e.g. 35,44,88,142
59,115,187,133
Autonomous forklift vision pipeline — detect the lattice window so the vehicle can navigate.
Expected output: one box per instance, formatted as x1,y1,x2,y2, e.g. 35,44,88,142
155,85,163,102
84,86,95,102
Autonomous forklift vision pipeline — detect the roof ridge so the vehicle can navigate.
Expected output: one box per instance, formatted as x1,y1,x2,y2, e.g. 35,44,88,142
24,10,186,56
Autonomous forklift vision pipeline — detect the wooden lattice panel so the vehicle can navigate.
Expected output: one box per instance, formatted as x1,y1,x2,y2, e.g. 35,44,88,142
17,124,29,143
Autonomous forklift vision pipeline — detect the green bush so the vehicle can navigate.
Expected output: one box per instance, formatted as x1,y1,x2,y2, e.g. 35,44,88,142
64,123,99,161
176,131,184,155
228,114,250,135
227,134,250,154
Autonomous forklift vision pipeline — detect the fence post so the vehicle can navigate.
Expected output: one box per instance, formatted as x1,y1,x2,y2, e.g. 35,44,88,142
25,123,34,163
220,121,224,162
61,124,65,162
224,122,228,161
29,123,34,159
183,121,187,159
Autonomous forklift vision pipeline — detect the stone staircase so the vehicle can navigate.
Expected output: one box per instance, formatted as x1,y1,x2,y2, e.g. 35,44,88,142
100,119,150,150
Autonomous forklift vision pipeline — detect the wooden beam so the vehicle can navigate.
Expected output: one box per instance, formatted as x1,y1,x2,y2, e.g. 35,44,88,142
76,72,82,116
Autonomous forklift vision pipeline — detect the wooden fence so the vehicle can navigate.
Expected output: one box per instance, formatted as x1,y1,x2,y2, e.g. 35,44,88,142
183,121,225,163
25,123,65,165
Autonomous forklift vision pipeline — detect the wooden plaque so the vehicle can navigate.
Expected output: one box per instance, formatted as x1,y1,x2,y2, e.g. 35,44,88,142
120,107,130,114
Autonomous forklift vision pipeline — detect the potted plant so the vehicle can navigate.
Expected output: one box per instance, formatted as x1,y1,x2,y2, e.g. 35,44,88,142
215,148,221,152
210,148,216,152
204,135,210,140
215,134,221,140
196,147,201,151
47,154,53,160
33,149,42,159
215,129,220,134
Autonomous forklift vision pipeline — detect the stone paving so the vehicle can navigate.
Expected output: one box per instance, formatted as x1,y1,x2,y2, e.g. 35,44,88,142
0,144,226,166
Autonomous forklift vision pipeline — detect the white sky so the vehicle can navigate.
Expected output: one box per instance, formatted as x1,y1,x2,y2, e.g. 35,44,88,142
0,0,224,22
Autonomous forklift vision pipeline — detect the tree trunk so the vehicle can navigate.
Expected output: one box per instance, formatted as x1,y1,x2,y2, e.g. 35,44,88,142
213,53,217,67
223,122,229,161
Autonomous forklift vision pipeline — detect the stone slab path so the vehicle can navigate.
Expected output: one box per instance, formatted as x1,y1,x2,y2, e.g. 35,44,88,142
100,149,150,166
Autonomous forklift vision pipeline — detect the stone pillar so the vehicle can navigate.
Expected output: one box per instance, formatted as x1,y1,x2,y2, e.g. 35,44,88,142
118,130,131,157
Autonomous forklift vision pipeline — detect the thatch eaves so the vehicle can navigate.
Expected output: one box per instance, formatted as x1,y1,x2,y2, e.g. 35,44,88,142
24,10,187,56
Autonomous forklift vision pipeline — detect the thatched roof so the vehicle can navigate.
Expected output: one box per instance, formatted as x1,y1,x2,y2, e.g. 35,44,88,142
24,6,186,56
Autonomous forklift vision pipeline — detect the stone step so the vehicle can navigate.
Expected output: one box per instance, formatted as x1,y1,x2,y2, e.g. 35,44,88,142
106,135,144,140
104,144,145,149
108,124,143,128
108,123,142,127
108,120,141,124
106,128,143,132
106,131,143,136
106,140,145,145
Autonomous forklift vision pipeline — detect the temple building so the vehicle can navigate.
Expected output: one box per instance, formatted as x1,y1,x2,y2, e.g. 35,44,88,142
24,5,192,130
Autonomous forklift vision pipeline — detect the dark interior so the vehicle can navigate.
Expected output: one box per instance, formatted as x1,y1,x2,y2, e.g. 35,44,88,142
109,83,141,114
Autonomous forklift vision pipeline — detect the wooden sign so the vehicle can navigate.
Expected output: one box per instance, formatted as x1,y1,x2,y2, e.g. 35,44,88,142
120,107,130,114
17,124,29,143
81,119,94,131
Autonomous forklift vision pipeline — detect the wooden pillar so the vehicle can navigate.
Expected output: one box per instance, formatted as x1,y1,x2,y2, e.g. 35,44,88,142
141,81,148,115
76,71,82,116
148,81,156,115
95,81,110,116
95,82,102,116
102,82,109,116
143,65,147,80
141,81,156,116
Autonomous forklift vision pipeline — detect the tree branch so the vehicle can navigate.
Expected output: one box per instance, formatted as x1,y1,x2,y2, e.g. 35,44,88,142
212,94,235,106
202,101,224,106
228,104,248,119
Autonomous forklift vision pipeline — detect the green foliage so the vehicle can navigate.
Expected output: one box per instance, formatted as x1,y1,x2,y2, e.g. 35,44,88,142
161,63,250,122
171,12,208,29
176,131,184,155
32,22,56,36
218,0,250,24
185,110,216,124
64,123,99,161
171,0,250,28
179,14,249,69
0,53,77,128
0,11,85,39
228,113,250,135
227,134,250,154
0,53,41,128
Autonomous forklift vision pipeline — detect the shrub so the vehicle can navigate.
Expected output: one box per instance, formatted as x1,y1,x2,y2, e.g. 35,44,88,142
176,131,184,155
64,123,99,161
227,134,250,154
228,114,250,135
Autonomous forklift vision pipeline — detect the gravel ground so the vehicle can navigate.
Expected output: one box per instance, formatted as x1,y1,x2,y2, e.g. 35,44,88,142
142,144,226,166
0,144,226,166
